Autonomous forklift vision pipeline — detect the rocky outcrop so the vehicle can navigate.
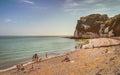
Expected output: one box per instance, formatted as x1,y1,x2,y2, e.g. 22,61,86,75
103,14,120,36
74,14,120,38
82,38,120,49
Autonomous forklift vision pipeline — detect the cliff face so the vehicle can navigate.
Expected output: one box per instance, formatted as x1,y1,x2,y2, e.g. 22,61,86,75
74,14,120,38
103,14,120,36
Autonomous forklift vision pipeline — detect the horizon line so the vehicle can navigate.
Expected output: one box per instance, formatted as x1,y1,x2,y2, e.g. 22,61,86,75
0,35,73,37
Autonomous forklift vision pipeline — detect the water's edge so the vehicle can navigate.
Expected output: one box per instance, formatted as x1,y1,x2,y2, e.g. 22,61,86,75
0,51,73,72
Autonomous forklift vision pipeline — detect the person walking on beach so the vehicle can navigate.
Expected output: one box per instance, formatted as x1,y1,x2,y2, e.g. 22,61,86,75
45,52,48,58
75,45,77,49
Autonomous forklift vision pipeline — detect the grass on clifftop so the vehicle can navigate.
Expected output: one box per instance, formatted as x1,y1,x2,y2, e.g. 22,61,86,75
75,39,89,45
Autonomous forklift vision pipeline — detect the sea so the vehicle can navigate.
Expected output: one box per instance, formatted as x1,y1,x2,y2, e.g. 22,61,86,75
0,36,76,71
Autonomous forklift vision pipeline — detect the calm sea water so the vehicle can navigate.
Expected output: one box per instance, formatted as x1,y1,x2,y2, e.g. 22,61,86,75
0,36,75,69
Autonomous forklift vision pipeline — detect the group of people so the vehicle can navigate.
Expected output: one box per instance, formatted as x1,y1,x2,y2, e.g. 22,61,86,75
32,53,39,62
32,53,71,63
16,53,39,72
16,64,25,71
32,53,48,62
16,53,71,72
75,44,83,49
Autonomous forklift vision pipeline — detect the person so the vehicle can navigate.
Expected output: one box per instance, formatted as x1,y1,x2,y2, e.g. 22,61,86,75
80,44,83,49
39,58,42,62
75,46,77,49
31,64,34,69
62,56,70,62
32,53,39,62
16,64,25,71
45,52,48,58
16,64,21,71
20,64,25,71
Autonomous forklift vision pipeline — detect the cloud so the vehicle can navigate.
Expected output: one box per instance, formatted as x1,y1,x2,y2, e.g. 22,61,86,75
20,0,47,11
31,6,48,10
95,3,105,7
22,0,34,5
64,0,80,8
63,0,89,15
4,19,16,23
63,0,119,16
5,19,12,23
84,0,97,3
93,8,111,12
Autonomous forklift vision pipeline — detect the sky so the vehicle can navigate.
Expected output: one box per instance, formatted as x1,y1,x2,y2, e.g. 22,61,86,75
0,0,120,36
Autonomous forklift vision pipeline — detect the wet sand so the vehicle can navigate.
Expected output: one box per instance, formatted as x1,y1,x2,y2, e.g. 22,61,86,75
0,37,120,75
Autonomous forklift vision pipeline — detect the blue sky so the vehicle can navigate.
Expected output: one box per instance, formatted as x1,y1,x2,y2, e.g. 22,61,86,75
0,0,120,36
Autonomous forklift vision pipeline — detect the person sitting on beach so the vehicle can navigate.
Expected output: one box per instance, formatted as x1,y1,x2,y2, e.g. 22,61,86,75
16,64,21,71
16,64,25,71
62,56,70,62
39,58,42,62
32,53,39,62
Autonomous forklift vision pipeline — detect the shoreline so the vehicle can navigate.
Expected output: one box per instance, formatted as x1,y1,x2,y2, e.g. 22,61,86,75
1,44,120,75
0,46,75,72
0,61,33,72
0,50,74,72
0,36,75,71
0,37,119,72
0,37,120,75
